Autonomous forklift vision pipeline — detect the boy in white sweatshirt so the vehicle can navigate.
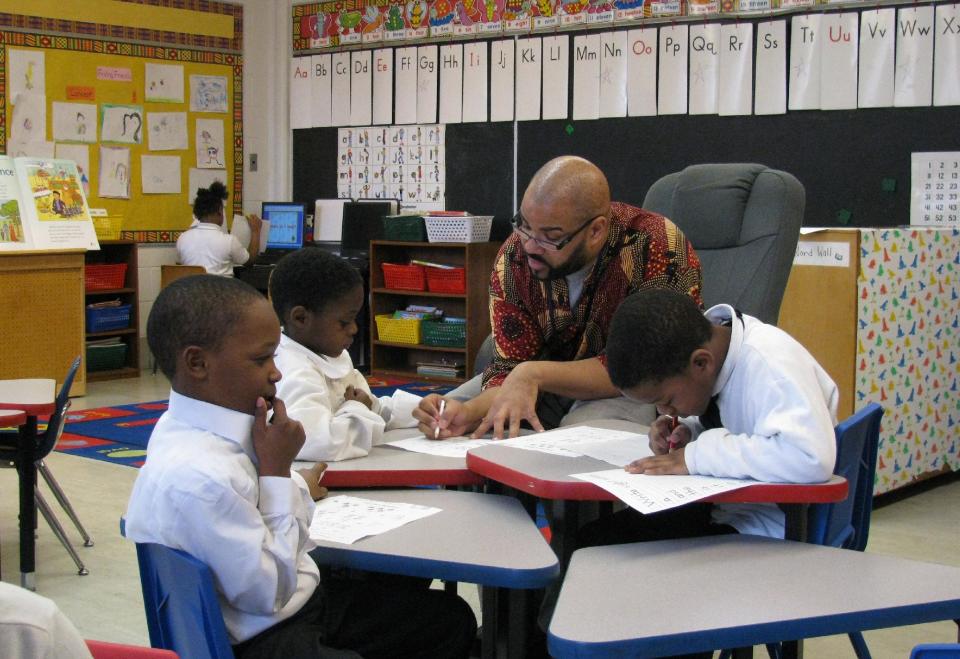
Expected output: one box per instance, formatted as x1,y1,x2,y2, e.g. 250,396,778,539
270,248,420,462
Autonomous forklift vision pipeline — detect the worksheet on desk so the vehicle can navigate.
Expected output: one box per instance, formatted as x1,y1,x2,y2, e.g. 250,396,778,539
309,495,441,545
571,470,753,514
497,426,649,458
385,435,496,458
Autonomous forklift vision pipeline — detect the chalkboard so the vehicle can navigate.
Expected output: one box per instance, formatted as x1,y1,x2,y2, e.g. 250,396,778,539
517,106,960,228
293,122,515,240
294,106,960,231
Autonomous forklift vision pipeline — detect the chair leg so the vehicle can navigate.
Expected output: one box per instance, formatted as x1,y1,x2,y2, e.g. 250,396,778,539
35,489,89,576
847,632,871,659
38,461,93,547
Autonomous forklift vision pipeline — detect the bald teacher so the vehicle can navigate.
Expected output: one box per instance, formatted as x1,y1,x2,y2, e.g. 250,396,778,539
414,155,705,439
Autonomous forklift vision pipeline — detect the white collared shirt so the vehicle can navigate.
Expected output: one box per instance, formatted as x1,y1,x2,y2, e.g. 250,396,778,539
0,582,93,659
124,390,319,644
176,222,249,276
682,304,839,538
274,334,421,462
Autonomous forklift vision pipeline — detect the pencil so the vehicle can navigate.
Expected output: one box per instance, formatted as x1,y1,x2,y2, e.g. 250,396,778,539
434,399,446,439
667,415,679,451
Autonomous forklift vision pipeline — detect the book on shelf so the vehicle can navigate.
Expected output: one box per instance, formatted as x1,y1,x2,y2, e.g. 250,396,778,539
416,359,465,379
0,156,98,252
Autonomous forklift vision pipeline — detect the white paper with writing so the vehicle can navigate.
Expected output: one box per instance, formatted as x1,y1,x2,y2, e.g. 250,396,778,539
820,13,859,110
575,437,654,467
439,44,464,124
290,57,312,129
793,241,851,267
515,38,542,121
858,9,896,108
571,470,753,514
934,3,960,107
658,25,689,115
491,40,516,122
372,49,393,126
463,42,488,123
310,495,441,545
311,54,333,127
755,20,787,115
789,14,822,110
350,51,373,127
395,48,418,125
498,426,648,457
895,6,934,108
718,22,753,116
417,46,439,124
331,52,351,126
386,435,496,458
600,31,628,118
689,24,719,115
573,34,601,120
627,28,658,117
542,35,569,120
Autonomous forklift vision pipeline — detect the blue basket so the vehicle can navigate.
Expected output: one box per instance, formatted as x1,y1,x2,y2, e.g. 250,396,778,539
86,304,132,333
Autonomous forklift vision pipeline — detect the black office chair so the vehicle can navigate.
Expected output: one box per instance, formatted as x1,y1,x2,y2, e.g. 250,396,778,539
0,356,92,577
643,163,805,325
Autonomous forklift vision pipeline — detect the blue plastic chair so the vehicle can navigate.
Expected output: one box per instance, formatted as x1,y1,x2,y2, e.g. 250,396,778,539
911,644,960,658
135,542,235,659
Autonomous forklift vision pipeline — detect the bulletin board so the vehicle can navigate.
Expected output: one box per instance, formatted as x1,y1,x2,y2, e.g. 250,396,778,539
1,17,242,240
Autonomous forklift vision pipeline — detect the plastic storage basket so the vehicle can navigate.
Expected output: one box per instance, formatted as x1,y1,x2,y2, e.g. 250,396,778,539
421,319,467,348
85,264,128,291
383,215,427,241
425,266,466,294
424,215,493,243
85,304,132,333
375,314,422,345
381,263,426,291
86,343,127,371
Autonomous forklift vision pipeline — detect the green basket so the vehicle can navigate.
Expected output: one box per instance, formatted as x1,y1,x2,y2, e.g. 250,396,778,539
422,319,467,348
383,215,427,242
86,343,127,371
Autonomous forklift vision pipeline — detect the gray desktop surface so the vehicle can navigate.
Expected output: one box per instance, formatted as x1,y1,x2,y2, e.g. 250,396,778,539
548,534,960,657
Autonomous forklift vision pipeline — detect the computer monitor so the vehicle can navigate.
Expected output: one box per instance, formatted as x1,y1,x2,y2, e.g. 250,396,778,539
340,200,396,253
261,202,306,250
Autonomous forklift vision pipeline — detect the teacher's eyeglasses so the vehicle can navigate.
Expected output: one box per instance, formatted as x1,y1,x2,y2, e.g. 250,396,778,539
511,211,601,251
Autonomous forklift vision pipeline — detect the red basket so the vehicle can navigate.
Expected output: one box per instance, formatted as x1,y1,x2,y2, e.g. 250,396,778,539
381,263,426,291
85,264,128,291
425,266,466,294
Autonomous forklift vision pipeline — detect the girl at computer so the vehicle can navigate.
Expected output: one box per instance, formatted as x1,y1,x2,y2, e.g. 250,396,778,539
176,181,263,277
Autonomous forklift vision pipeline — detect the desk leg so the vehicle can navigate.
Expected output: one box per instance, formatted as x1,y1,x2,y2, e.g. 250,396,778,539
547,500,580,570
481,585,497,659
507,589,527,659
781,503,809,659
17,418,38,590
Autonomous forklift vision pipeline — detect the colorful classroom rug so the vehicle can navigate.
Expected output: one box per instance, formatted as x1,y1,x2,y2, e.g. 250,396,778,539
54,377,456,469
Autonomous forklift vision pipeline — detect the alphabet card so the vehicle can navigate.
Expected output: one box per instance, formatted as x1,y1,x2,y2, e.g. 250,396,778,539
911,152,960,227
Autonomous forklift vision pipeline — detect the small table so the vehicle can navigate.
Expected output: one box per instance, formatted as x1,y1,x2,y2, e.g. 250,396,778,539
310,488,559,658
0,378,57,590
548,535,960,658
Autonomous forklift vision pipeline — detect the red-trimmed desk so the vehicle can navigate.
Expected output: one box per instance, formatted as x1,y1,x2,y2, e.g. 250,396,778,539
0,378,57,590
318,444,484,488
548,535,960,658
466,443,848,567
310,489,559,659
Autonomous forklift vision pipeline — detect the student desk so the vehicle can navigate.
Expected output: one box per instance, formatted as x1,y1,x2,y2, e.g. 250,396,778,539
309,488,559,658
548,535,960,658
466,442,848,566
0,378,57,590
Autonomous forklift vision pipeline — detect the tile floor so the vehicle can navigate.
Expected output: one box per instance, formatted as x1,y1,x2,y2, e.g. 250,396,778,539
1,370,958,657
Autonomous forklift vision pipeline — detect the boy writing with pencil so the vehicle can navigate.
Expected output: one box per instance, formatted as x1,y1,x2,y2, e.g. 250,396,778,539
124,275,476,659
580,287,839,544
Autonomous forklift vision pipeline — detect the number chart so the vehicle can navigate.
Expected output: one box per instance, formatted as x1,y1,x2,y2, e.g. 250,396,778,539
911,152,960,227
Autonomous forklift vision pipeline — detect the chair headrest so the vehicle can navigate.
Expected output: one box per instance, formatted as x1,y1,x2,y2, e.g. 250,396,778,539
668,163,768,250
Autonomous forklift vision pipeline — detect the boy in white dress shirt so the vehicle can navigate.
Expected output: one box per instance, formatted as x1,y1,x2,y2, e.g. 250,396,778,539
580,287,838,544
125,275,475,659
270,248,420,462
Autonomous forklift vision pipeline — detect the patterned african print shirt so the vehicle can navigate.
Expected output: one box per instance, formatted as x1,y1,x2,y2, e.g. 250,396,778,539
482,202,703,389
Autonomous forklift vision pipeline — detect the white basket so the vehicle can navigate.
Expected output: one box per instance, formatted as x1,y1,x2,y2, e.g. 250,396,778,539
424,215,494,243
